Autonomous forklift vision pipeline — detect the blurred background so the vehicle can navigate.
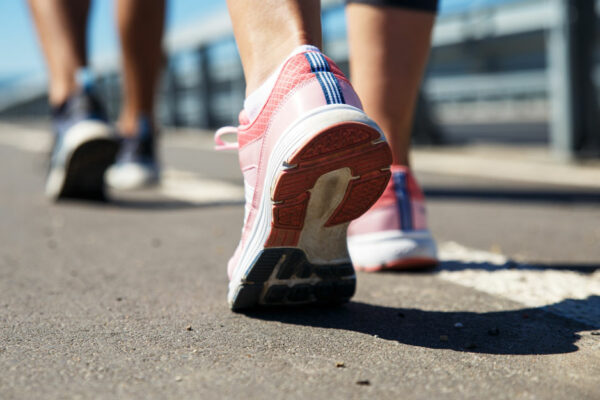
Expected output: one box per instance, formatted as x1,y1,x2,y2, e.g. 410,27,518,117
1,0,600,160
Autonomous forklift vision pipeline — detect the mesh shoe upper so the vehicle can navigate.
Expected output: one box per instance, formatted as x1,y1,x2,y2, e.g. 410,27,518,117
348,165,429,236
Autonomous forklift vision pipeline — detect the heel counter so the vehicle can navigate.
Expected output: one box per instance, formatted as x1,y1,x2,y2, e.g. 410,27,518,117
304,51,364,109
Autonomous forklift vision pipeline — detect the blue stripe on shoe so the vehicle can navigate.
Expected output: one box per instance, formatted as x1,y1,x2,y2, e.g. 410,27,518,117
304,51,345,105
392,172,413,230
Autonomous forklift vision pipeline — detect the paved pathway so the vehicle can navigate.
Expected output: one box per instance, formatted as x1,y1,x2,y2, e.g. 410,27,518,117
1,122,599,399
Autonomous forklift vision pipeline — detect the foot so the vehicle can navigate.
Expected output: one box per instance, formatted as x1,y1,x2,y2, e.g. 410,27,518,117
45,89,118,201
106,117,160,190
216,47,392,310
347,166,438,271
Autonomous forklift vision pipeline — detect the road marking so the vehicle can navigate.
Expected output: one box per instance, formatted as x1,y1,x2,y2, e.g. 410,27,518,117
0,122,50,153
439,241,600,328
1,122,599,327
160,169,244,204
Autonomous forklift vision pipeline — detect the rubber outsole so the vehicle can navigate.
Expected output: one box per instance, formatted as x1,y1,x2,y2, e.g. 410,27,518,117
57,138,118,201
266,122,391,247
230,248,356,310
230,120,392,310
106,162,160,190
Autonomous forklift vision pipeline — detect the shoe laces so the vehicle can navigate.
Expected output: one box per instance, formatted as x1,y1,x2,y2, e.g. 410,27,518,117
214,110,252,151
214,126,239,151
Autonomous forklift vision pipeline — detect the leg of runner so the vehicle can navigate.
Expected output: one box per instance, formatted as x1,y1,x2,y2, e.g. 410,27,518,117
346,1,439,271
28,0,90,106
220,0,392,309
29,0,118,201
226,0,322,95
106,0,166,190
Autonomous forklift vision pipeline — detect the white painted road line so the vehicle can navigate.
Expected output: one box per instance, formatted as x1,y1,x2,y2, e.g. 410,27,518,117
0,122,50,153
160,169,244,204
439,242,600,328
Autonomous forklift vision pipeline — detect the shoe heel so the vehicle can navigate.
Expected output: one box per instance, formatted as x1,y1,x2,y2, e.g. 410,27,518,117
266,121,392,261
229,109,393,310
230,248,356,310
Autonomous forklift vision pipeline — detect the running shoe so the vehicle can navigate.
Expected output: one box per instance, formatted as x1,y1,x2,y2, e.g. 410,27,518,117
347,166,438,271
106,116,160,190
45,88,118,201
215,48,392,310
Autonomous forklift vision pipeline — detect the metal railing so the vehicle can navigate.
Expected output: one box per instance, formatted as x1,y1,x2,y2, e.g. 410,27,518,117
1,0,599,158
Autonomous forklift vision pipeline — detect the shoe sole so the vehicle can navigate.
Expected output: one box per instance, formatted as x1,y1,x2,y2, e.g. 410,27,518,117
106,162,160,190
356,258,438,272
229,106,392,310
46,121,118,201
59,139,118,200
348,230,438,272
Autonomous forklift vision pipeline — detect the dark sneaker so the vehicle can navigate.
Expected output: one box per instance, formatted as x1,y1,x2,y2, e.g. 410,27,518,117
45,89,118,201
106,117,160,190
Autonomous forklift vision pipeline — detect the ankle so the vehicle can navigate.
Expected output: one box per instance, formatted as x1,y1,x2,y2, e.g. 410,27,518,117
49,83,78,107
118,113,153,137
243,45,321,120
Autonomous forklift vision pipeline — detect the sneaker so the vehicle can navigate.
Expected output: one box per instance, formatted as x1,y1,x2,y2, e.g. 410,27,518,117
347,166,438,271
45,89,118,201
215,48,392,310
106,117,160,190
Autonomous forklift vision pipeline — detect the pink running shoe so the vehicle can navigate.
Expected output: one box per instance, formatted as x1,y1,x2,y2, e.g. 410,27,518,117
347,166,438,271
215,48,392,310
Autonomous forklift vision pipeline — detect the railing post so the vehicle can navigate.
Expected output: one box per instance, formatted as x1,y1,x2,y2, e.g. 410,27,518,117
165,59,181,127
548,0,599,159
198,45,215,129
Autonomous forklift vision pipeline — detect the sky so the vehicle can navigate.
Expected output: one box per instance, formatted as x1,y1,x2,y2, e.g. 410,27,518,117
0,0,518,83
0,0,225,83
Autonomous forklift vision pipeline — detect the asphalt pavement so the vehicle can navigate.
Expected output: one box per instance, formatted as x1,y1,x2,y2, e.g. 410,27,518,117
1,121,599,399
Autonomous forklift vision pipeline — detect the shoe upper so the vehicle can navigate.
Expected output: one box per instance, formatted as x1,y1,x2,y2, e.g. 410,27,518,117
217,49,364,279
50,89,108,165
51,88,107,135
348,166,429,236
114,116,157,167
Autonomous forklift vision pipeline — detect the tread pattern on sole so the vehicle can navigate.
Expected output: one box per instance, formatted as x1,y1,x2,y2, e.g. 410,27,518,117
231,248,356,311
265,122,391,247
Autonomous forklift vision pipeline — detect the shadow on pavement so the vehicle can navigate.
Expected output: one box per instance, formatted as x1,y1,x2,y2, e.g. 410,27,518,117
245,296,599,355
424,187,600,205
437,260,600,273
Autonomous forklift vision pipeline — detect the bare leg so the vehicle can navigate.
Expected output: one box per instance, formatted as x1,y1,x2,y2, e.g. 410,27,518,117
116,0,165,136
226,0,322,95
28,0,90,106
347,4,434,166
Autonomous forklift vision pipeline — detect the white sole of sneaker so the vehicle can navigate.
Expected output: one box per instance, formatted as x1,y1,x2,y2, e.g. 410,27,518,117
228,104,392,309
348,229,438,271
106,162,160,190
45,120,117,201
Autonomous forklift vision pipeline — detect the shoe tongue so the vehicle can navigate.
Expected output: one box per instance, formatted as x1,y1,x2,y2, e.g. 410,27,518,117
238,109,250,126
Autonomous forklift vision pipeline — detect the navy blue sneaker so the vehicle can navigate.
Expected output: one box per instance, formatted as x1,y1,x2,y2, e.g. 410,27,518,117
106,117,160,189
45,89,118,201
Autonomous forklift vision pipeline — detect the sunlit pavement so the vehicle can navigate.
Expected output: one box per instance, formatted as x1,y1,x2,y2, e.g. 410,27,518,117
1,121,599,399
